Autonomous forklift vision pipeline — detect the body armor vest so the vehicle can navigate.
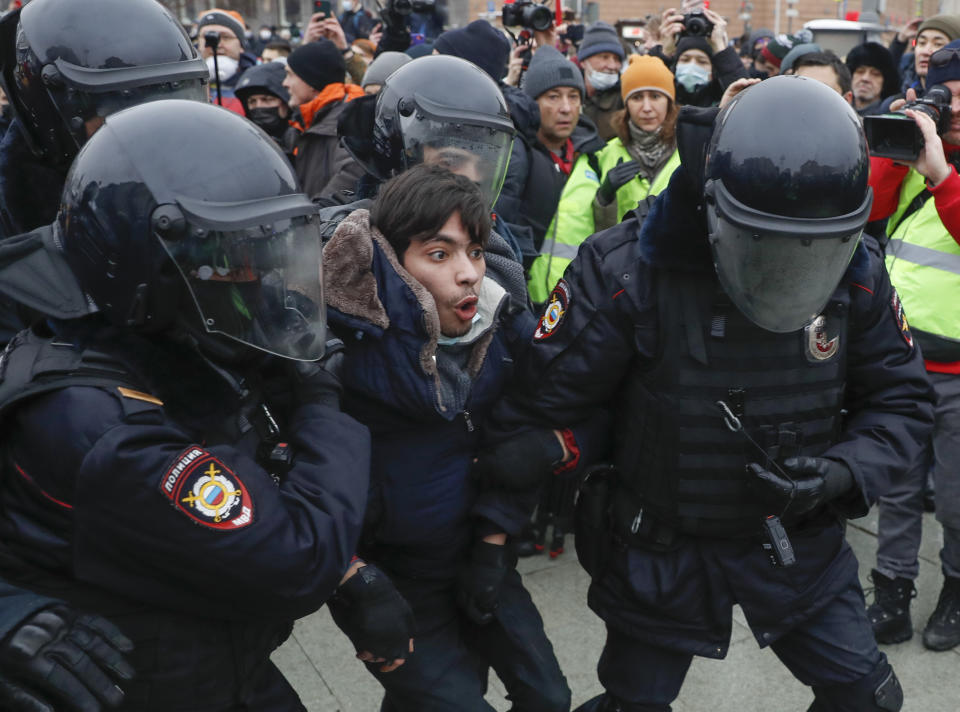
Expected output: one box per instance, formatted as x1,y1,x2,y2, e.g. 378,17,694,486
613,271,849,538
0,329,295,710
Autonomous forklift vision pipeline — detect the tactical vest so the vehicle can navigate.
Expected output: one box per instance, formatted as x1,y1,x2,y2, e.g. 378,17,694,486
0,329,296,711
612,272,849,539
885,168,960,362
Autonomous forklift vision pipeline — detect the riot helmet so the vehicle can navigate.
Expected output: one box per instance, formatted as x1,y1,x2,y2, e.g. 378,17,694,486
0,0,209,168
58,100,326,362
703,75,872,333
347,55,515,204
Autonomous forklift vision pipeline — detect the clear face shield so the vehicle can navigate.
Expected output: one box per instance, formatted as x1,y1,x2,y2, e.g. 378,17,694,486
705,180,873,333
156,194,326,361
399,94,514,206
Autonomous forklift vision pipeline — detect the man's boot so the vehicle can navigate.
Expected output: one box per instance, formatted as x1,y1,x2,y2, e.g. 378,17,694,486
922,575,960,651
866,569,916,644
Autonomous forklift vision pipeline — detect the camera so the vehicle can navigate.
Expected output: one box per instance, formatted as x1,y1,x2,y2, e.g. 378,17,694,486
680,10,714,38
863,84,952,161
560,23,584,45
502,0,553,32
203,29,221,50
389,0,435,16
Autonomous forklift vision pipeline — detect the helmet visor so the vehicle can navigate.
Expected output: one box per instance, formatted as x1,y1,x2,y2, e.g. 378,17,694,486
399,95,514,205
706,181,871,333
158,197,326,361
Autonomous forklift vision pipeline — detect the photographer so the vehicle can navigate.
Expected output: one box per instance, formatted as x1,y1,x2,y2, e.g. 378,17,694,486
863,41,960,654
304,10,368,84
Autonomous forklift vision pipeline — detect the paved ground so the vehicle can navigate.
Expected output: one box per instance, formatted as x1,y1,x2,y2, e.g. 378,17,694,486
273,509,960,711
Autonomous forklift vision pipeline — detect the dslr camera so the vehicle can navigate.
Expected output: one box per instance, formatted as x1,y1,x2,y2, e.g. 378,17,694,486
863,84,952,161
389,0,435,16
502,0,553,32
680,10,714,38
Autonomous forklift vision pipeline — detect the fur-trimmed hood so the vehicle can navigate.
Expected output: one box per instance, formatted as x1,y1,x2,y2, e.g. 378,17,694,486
323,209,509,418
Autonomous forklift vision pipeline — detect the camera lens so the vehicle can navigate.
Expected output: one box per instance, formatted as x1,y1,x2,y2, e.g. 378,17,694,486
528,4,553,31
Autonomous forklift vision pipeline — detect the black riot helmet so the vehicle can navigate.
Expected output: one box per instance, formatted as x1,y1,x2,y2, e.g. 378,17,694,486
57,100,326,362
703,75,872,333
0,0,209,168
344,55,515,205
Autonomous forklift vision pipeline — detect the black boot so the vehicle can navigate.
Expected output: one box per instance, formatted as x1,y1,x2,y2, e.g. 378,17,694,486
922,575,960,651
866,569,915,644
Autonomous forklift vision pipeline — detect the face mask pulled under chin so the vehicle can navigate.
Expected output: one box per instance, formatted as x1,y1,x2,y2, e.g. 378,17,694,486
206,55,240,82
586,66,619,92
675,63,711,92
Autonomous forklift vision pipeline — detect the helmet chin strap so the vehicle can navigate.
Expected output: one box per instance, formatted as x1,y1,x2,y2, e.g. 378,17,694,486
171,312,266,369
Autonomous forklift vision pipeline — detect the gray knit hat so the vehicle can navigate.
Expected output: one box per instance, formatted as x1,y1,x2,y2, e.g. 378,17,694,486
577,21,625,62
361,51,411,88
197,10,247,49
918,14,960,42
523,46,584,99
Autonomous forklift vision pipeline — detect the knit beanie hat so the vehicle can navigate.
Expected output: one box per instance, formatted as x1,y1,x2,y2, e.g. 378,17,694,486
845,42,900,98
577,21,625,62
287,39,346,92
522,46,585,99
620,54,674,103
918,14,960,43
434,20,511,82
198,10,247,49
926,39,960,87
761,31,811,69
780,43,821,74
675,36,713,61
362,51,411,88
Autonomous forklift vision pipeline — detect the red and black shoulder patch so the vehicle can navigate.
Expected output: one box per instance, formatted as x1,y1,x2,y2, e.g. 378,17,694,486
534,279,572,340
890,289,914,349
161,447,254,530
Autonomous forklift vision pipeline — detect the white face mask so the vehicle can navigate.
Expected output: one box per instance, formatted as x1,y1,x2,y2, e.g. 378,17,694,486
586,66,619,92
675,63,710,92
342,0,354,10
259,29,272,40
205,54,239,81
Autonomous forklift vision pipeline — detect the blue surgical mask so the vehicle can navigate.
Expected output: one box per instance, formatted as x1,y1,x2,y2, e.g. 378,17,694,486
675,63,710,92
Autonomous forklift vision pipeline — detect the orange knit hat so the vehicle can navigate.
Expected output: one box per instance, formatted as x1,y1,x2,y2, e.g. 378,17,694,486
620,54,675,103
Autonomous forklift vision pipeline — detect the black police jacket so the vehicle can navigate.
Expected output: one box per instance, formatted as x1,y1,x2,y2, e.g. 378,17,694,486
0,325,371,710
489,165,935,516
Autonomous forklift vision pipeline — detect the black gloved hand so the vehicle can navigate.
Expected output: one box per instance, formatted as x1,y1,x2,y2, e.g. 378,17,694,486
750,457,854,518
289,337,345,408
328,563,415,663
472,429,565,493
0,605,135,712
457,541,516,625
597,158,642,206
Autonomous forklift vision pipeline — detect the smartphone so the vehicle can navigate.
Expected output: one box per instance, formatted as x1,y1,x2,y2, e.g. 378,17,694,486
314,0,333,16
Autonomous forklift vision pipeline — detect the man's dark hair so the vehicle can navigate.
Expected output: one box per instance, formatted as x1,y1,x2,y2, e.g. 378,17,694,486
792,51,852,95
370,164,491,258
264,40,292,55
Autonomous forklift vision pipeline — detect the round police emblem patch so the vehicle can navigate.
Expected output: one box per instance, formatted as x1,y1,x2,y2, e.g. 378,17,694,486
804,315,839,362
534,279,571,340
161,447,254,530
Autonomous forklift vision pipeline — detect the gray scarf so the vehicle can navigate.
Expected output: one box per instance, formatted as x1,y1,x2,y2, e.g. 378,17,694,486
626,120,674,183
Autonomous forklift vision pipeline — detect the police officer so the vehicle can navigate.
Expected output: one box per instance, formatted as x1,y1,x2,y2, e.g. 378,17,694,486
0,0,209,342
0,100,381,711
477,76,935,711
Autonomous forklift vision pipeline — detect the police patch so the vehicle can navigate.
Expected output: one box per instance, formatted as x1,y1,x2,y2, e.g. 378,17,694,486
534,279,571,340
890,290,914,348
161,447,253,530
804,315,839,361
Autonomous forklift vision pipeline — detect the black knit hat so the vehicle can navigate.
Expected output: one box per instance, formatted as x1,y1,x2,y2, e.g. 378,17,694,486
197,11,246,49
927,39,960,87
675,36,713,61
845,42,900,99
434,20,511,82
287,39,345,92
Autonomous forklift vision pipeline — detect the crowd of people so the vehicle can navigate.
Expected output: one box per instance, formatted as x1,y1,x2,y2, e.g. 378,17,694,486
0,0,957,711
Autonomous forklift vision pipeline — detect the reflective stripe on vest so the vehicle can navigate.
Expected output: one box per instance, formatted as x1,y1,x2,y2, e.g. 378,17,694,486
885,168,960,343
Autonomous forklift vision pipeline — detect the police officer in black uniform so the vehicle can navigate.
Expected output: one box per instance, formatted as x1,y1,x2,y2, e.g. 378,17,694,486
0,100,379,711
0,0,209,342
477,76,936,711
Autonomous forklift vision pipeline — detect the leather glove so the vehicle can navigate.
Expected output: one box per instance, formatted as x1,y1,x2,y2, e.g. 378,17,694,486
597,158,642,206
472,429,565,493
0,605,135,712
750,457,854,518
327,563,415,663
289,338,345,408
457,541,516,625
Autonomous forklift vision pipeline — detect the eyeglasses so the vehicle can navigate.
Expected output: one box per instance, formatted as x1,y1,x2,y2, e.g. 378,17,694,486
929,46,960,67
